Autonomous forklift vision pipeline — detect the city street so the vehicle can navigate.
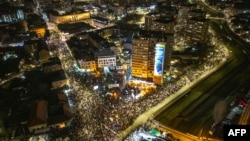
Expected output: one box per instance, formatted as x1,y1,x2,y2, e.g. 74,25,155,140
43,1,250,141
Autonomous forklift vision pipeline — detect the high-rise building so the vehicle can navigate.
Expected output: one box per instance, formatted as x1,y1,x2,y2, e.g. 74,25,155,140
186,17,208,43
132,35,157,80
145,8,177,34
164,33,173,70
147,16,176,33
184,8,208,43
131,30,171,84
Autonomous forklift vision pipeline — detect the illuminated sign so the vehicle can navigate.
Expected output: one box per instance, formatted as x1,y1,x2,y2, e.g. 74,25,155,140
153,43,165,85
154,43,165,75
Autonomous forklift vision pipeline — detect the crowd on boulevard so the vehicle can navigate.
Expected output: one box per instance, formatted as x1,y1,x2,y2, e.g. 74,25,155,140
46,27,229,141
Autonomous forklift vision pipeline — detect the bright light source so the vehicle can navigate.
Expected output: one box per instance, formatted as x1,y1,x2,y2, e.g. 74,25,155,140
93,85,98,90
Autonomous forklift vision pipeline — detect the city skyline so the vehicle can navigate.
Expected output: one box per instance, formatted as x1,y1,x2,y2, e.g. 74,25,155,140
0,0,250,140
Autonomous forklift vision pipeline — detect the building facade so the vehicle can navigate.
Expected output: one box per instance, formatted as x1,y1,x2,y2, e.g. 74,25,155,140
49,11,90,24
131,30,172,84
145,14,176,34
79,59,97,72
97,55,116,69
132,34,157,80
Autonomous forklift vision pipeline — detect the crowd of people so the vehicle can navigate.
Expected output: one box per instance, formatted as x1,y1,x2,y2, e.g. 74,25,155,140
124,122,178,141
46,23,229,141
63,48,228,141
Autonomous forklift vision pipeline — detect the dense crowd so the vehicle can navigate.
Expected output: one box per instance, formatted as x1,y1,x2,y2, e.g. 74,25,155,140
47,26,229,141
65,48,228,141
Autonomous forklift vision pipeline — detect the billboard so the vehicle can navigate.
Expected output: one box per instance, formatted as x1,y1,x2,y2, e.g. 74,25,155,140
153,43,165,85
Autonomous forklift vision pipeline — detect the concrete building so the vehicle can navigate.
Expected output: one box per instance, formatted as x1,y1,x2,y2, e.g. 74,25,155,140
78,56,97,72
42,57,63,73
131,30,171,83
186,17,209,42
27,96,73,134
92,16,114,28
150,17,176,33
26,14,47,38
27,99,48,133
145,10,177,34
49,10,90,24
49,70,68,90
0,3,25,23
132,34,156,80
95,48,116,69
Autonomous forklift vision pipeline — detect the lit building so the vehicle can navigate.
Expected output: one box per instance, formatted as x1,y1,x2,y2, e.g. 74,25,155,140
1,37,24,47
184,8,209,45
92,16,114,29
131,30,171,83
96,26,120,40
150,17,176,33
29,26,46,39
175,5,209,47
96,49,116,69
145,12,161,30
186,17,208,43
49,10,90,24
132,36,156,79
78,57,97,72
50,12,90,24
0,3,25,23
68,32,114,72
26,14,47,38
145,12,176,34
